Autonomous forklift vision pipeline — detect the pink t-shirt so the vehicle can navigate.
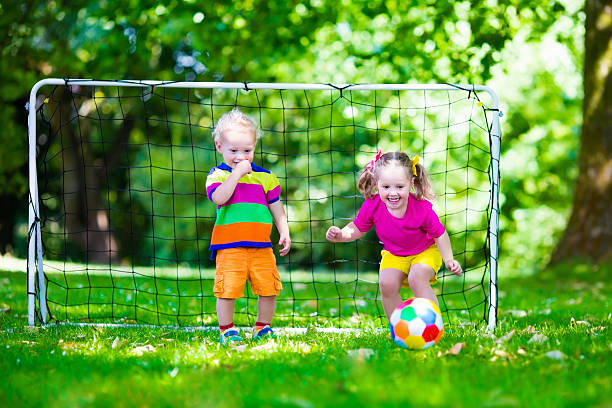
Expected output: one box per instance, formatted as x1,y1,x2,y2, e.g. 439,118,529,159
353,194,446,256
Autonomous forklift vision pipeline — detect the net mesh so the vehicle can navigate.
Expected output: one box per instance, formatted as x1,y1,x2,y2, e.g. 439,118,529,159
31,81,498,328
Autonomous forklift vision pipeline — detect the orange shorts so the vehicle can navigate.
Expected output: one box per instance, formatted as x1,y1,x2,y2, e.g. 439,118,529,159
214,247,282,298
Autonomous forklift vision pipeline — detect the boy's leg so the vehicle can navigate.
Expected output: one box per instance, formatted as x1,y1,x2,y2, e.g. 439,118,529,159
379,268,406,320
252,296,277,340
217,297,245,345
248,248,281,339
214,248,249,344
217,297,236,326
255,295,276,326
407,263,439,307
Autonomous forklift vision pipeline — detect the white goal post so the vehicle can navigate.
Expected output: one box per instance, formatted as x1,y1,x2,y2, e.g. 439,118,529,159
27,79,502,331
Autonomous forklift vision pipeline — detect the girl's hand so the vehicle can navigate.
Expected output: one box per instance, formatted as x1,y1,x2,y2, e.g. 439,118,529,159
278,233,291,256
326,226,343,242
445,259,463,276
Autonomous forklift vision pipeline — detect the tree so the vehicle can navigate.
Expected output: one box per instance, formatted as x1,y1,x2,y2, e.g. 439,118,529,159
552,0,612,262
0,0,588,269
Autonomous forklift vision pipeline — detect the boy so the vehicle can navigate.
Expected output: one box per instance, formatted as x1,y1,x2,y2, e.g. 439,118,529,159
206,108,291,345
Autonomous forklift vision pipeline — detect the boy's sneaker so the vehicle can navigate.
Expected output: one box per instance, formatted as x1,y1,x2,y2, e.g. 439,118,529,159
219,328,245,346
252,325,276,341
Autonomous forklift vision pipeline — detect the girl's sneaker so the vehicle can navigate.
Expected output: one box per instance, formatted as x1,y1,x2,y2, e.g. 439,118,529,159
252,325,276,341
219,328,245,346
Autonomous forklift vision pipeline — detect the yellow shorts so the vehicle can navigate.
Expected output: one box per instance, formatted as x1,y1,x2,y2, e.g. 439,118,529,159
214,247,283,298
379,245,443,285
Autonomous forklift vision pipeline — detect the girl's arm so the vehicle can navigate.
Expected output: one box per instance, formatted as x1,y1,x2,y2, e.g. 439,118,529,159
326,222,366,243
434,231,463,276
269,201,291,256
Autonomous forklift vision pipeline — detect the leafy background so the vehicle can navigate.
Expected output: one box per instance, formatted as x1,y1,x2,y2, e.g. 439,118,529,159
1,0,585,276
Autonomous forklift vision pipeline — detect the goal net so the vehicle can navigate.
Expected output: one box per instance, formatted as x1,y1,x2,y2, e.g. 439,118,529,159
27,80,501,330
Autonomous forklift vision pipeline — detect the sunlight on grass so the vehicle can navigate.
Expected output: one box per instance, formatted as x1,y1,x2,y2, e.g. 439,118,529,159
0,262,611,407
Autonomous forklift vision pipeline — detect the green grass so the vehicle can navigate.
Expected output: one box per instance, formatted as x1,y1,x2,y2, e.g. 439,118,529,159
1,262,611,407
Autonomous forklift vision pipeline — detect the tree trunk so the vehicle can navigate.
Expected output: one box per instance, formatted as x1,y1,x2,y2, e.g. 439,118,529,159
551,0,612,263
50,86,127,265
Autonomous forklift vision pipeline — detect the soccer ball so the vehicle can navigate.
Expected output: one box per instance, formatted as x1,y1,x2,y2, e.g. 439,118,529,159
389,297,444,349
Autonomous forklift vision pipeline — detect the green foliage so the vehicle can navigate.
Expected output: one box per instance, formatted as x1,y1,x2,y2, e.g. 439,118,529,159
1,0,586,271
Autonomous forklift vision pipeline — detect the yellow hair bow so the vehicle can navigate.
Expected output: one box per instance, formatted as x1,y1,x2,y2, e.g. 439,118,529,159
411,155,419,176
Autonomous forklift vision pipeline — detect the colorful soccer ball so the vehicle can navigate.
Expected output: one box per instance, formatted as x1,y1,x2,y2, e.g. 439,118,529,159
389,297,444,349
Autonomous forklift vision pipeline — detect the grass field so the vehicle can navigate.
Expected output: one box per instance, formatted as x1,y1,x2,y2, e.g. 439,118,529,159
1,261,611,407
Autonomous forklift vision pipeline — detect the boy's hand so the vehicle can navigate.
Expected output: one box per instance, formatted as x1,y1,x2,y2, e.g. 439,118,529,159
234,160,252,177
278,233,291,256
445,259,463,276
325,226,342,242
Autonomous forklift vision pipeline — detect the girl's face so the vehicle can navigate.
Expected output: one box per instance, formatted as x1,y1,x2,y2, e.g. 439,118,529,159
377,165,412,213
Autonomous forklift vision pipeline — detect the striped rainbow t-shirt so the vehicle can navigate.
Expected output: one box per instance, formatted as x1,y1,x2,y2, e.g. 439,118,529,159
205,162,281,254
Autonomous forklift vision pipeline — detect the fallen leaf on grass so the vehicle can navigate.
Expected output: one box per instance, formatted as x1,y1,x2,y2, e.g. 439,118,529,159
0,307,10,314
111,337,128,349
570,317,591,327
58,339,78,350
438,342,465,357
495,330,515,344
522,325,538,335
347,348,374,360
493,349,512,359
544,350,565,360
528,333,548,344
130,345,156,356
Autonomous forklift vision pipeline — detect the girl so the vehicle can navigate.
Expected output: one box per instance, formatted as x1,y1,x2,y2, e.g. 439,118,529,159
325,151,462,321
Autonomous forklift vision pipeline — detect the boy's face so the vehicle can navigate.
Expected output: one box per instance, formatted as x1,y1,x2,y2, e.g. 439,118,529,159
215,125,257,169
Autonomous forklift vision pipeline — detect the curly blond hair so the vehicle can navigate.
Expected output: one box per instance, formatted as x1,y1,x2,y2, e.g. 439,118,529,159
212,108,262,142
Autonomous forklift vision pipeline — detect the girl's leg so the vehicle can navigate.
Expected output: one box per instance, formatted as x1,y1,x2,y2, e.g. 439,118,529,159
216,298,236,326
256,295,277,324
379,268,407,320
407,263,439,307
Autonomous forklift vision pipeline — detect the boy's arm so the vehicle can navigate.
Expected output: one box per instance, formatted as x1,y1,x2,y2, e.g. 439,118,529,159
269,201,291,256
326,222,366,243
210,161,251,205
434,231,462,276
